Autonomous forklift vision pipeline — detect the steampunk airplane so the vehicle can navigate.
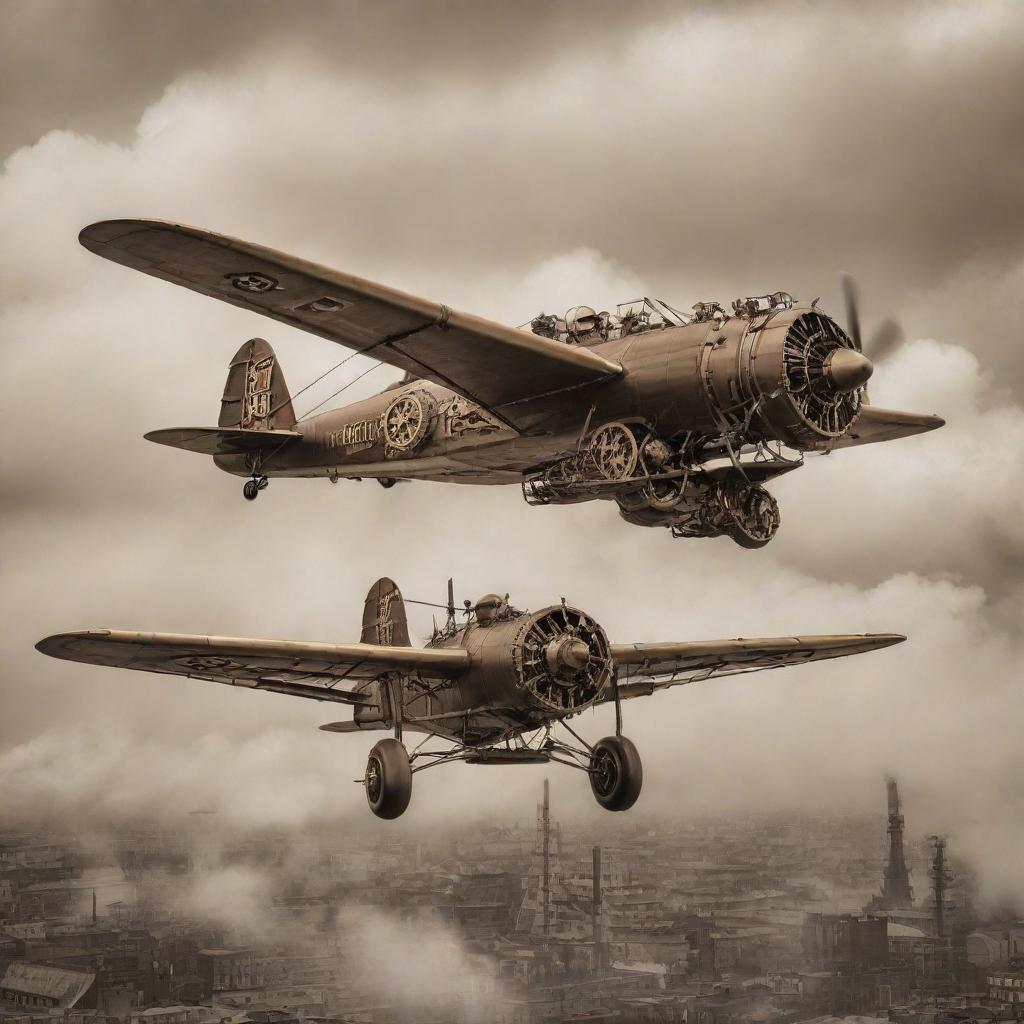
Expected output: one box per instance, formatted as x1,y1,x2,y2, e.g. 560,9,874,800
38,578,904,819
80,220,944,547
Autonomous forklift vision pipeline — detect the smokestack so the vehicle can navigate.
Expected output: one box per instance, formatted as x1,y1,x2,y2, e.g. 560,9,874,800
930,836,950,940
542,778,550,938
592,846,603,972
91,889,97,925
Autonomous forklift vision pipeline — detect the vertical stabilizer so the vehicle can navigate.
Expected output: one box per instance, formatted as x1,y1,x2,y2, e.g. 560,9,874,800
361,578,410,647
220,338,296,431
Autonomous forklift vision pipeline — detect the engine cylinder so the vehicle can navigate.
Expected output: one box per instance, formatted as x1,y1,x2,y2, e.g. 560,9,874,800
697,308,866,448
512,605,612,713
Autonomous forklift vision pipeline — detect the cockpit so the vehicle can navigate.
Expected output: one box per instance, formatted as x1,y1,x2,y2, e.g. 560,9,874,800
526,291,795,346
525,297,691,346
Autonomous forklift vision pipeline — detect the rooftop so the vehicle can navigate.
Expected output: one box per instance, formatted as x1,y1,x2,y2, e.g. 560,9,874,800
0,962,95,1008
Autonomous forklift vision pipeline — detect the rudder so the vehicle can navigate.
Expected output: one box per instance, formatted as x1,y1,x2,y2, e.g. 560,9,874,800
220,338,296,431
361,578,410,647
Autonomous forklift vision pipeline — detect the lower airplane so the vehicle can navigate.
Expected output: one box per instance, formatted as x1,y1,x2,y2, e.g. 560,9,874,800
37,578,904,819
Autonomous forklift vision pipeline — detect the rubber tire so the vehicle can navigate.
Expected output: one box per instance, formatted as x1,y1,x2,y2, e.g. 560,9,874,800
728,524,772,549
726,486,779,549
365,738,413,819
243,480,259,501
589,735,643,812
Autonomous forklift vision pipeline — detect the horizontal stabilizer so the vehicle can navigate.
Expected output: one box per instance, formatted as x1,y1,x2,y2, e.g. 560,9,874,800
827,406,944,450
319,720,387,733
319,719,432,737
145,426,302,456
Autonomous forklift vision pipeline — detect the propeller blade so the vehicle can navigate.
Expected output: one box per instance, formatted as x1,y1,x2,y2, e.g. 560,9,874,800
868,317,905,362
839,272,863,351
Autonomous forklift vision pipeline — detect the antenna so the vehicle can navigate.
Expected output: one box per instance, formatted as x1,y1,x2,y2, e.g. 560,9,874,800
446,578,456,630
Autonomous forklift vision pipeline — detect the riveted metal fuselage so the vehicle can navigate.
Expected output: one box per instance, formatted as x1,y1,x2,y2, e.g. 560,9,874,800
352,605,611,746
214,306,827,483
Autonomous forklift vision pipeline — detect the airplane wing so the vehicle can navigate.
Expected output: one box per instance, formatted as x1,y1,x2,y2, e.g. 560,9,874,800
37,630,469,704
607,633,904,699
79,219,622,432
825,406,945,450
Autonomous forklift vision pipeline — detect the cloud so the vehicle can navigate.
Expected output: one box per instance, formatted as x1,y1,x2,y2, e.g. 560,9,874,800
1,0,1022,916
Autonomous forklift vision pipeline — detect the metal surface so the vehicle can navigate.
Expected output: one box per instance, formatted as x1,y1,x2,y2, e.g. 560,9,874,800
80,219,944,548
38,577,906,818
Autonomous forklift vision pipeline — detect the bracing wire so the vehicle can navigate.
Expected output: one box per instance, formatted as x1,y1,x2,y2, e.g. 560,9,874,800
295,361,383,423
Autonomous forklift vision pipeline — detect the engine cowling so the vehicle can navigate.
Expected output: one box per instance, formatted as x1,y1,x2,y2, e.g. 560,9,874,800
511,605,612,713
696,308,870,449
452,602,613,719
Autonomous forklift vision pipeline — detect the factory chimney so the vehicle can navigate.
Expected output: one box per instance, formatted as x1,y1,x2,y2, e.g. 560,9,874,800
929,836,951,940
542,778,550,937
592,846,603,971
879,776,914,909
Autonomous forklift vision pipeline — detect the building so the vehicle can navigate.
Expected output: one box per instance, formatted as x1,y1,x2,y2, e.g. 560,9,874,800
967,927,1024,967
0,962,95,1010
987,966,1024,1007
803,913,889,971
196,949,263,998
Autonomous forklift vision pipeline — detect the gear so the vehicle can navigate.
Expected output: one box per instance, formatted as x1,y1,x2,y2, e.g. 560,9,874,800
588,422,639,481
383,391,435,454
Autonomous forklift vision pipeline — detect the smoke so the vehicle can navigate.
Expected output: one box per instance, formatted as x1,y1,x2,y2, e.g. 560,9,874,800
1,0,1023,916
337,907,496,1015
180,865,273,937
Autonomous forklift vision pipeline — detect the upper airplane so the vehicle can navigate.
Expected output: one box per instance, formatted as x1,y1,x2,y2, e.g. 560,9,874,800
80,220,944,548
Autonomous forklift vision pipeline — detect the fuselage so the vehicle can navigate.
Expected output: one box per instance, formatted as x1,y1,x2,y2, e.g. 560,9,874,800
350,601,612,746
214,304,848,484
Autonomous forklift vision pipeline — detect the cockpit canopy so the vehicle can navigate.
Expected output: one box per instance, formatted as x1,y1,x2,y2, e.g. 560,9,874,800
526,292,795,346
527,297,690,346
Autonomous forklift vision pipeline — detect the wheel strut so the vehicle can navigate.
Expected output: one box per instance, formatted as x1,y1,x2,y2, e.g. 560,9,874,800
610,670,623,737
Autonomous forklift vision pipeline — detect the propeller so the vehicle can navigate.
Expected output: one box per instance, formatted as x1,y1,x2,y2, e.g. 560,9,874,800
840,272,863,351
839,272,906,364
868,316,905,362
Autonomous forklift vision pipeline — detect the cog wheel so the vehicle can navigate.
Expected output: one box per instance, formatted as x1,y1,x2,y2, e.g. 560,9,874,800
589,423,639,481
383,392,434,453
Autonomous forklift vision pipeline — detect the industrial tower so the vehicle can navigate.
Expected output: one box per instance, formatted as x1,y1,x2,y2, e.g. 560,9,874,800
929,835,951,940
878,776,914,909
516,778,565,936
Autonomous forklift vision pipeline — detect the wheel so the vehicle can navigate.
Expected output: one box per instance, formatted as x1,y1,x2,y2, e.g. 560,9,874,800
589,735,643,811
725,484,780,549
365,738,413,819
243,479,259,501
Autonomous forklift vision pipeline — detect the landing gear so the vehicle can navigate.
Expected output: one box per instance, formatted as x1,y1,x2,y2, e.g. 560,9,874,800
725,483,780,549
243,476,268,501
589,735,643,811
365,738,412,819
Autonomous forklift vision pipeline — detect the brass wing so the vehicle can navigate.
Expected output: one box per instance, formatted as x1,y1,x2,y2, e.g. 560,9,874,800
608,633,904,699
80,219,622,432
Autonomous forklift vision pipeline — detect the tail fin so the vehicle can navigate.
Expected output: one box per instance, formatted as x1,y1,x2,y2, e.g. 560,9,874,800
361,578,410,647
220,338,296,431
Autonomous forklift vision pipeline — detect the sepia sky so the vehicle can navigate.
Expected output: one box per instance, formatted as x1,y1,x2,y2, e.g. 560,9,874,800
1,1,1022,904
